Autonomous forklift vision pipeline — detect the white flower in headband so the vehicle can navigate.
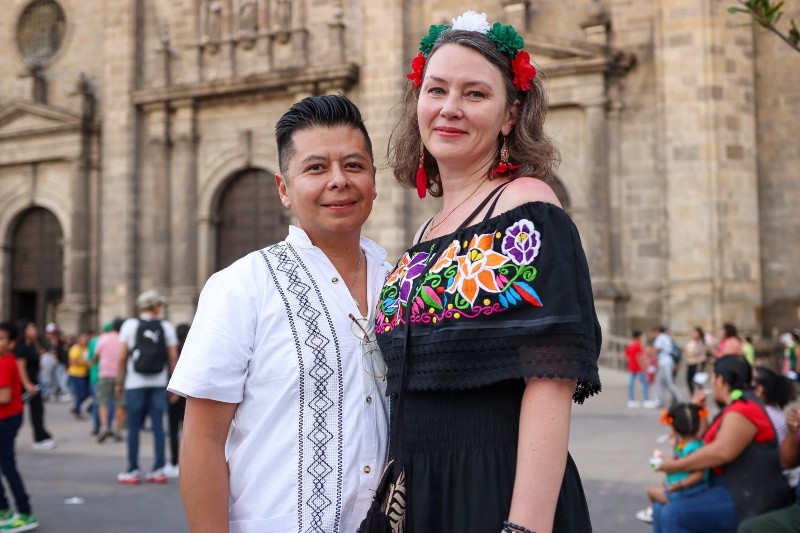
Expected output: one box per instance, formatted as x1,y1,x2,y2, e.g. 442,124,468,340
451,10,490,33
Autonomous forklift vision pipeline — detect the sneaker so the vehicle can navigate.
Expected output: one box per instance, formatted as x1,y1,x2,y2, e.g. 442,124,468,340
97,430,114,444
0,513,38,532
30,439,56,451
145,469,167,484
163,464,179,478
0,510,14,527
635,506,653,524
626,400,641,408
642,400,659,409
112,433,124,443
117,470,141,485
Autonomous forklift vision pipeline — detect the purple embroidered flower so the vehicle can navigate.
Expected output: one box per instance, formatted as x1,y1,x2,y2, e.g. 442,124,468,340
399,252,430,302
501,219,541,265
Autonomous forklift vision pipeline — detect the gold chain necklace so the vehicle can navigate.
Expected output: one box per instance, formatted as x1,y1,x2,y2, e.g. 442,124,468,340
423,178,487,241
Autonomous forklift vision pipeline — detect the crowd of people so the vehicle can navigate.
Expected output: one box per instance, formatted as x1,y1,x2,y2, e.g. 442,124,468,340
631,324,800,532
0,290,189,531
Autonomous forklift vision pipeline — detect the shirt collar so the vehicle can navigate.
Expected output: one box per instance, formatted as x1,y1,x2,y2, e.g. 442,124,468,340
285,225,387,263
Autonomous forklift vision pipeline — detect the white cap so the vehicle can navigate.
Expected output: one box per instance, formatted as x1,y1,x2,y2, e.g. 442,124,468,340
136,289,167,310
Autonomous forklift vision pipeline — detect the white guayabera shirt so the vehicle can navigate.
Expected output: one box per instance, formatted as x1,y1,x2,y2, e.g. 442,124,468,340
169,226,390,533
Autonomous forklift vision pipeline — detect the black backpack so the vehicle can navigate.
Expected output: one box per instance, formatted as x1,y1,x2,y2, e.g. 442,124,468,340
669,337,683,364
132,319,167,374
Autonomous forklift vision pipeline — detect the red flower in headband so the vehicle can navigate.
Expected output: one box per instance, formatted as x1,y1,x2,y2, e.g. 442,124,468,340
407,53,426,88
511,51,536,92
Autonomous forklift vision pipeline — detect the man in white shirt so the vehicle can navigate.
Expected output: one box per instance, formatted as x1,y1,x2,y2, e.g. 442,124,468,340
169,95,390,532
116,290,179,485
652,325,684,407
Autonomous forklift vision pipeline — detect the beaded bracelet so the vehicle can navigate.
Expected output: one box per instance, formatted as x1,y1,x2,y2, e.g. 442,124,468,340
502,520,536,533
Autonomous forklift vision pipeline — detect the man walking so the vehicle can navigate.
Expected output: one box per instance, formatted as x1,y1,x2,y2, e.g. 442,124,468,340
169,95,389,532
652,326,683,407
116,290,178,484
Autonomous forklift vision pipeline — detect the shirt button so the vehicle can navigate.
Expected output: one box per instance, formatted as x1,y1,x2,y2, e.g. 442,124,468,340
363,465,371,474
332,277,339,283
366,396,372,404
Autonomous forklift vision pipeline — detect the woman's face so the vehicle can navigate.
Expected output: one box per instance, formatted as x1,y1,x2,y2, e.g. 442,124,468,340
711,373,728,404
25,323,37,341
417,44,517,174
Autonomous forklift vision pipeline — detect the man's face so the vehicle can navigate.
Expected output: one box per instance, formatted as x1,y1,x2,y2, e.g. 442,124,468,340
0,330,15,355
276,125,376,243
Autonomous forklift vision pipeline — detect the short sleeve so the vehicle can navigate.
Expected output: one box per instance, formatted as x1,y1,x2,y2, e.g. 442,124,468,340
168,253,264,404
0,359,14,388
378,202,602,403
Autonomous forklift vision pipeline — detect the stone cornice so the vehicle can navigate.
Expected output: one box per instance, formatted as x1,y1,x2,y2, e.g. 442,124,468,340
131,63,360,106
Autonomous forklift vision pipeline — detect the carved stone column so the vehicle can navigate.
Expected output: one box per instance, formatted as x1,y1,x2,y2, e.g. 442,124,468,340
583,99,621,335
168,100,199,324
140,104,171,295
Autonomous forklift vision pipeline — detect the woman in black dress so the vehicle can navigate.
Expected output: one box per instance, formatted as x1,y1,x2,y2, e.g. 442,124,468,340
375,11,601,533
14,321,55,449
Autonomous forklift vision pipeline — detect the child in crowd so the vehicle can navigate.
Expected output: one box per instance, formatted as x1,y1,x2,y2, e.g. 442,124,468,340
625,330,656,408
636,403,709,524
0,322,38,532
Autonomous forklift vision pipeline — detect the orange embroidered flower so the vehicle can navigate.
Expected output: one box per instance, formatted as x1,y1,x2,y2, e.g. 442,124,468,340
446,233,508,306
385,253,411,286
430,240,461,273
659,410,674,427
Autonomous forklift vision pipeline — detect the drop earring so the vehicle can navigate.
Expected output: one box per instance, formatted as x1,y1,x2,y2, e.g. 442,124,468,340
492,136,519,176
416,143,428,198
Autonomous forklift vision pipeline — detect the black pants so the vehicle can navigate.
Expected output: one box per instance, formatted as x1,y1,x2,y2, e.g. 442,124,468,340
0,414,31,515
167,396,185,466
686,364,699,394
27,393,52,443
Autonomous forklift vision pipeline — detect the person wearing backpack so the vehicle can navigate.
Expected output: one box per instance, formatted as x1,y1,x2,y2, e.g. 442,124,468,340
652,325,684,408
115,290,178,485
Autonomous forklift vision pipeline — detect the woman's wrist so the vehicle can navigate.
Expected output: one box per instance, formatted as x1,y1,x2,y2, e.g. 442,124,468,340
502,520,536,533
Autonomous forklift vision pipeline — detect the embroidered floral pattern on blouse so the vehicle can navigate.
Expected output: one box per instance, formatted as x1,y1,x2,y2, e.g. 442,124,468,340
376,219,544,333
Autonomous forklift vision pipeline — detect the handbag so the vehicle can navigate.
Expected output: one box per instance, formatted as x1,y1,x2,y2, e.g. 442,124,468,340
358,284,414,532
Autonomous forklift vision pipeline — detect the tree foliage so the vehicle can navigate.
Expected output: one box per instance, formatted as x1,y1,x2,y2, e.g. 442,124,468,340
729,0,800,52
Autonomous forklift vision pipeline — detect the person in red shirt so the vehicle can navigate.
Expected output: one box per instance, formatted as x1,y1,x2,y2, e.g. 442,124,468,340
626,330,656,408
0,322,38,531
654,355,791,531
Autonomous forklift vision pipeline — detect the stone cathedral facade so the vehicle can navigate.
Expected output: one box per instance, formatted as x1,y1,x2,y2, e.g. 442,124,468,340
0,0,798,341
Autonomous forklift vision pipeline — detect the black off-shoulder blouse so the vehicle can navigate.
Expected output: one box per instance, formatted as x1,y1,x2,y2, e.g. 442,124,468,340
374,201,602,403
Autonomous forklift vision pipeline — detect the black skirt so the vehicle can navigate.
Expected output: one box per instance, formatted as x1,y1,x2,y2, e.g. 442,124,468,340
398,381,592,533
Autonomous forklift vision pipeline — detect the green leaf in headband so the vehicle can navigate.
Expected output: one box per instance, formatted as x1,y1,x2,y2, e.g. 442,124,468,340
420,24,450,55
486,22,524,57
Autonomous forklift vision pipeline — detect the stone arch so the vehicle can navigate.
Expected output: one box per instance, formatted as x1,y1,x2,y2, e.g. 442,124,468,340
6,206,64,326
213,167,286,270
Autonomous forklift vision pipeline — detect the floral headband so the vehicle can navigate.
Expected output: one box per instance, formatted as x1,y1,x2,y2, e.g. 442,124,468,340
407,10,537,92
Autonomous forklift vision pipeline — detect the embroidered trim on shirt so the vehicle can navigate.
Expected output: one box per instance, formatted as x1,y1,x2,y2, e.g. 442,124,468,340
263,243,344,532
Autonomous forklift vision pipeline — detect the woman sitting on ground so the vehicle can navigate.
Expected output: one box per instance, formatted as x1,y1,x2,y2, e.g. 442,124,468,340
653,355,791,532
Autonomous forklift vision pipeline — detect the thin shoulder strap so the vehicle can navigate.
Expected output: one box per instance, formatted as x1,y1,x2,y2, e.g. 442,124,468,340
415,217,435,245
456,182,510,231
481,182,513,222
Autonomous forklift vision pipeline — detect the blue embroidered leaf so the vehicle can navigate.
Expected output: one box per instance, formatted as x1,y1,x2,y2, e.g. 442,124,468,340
514,281,543,307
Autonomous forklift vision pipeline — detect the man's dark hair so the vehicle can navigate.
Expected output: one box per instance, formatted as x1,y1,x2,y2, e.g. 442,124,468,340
111,317,125,332
0,322,19,342
275,94,373,175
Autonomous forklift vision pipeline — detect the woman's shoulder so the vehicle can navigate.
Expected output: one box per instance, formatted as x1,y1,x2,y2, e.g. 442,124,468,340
493,176,562,215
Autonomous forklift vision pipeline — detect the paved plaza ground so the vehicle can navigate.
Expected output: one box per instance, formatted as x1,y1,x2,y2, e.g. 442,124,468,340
15,367,670,532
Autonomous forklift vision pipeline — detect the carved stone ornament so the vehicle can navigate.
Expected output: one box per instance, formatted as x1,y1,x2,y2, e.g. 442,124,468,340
16,0,66,66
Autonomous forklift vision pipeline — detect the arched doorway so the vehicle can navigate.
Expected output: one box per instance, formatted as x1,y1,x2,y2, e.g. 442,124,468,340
10,207,64,326
216,168,286,270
